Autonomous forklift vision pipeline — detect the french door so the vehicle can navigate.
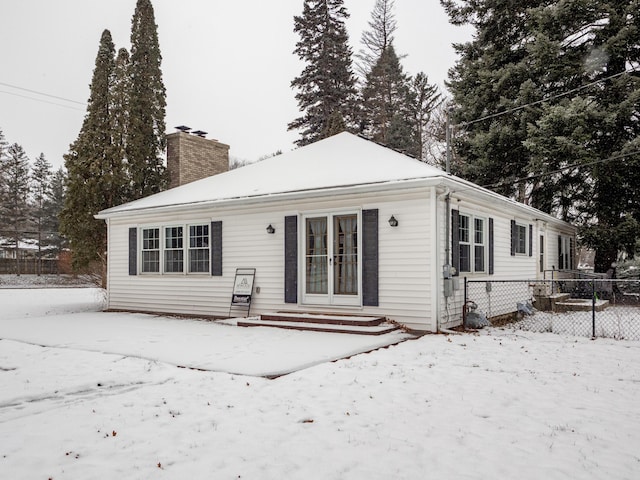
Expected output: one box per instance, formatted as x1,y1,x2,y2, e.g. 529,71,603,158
303,213,360,306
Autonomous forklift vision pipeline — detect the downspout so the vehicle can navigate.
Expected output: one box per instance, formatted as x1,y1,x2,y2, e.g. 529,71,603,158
436,186,451,333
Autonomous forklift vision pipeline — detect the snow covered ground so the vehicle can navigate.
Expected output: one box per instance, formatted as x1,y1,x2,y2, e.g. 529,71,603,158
1,287,640,479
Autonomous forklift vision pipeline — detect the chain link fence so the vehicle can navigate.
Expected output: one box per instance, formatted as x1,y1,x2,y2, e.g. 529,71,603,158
464,278,640,341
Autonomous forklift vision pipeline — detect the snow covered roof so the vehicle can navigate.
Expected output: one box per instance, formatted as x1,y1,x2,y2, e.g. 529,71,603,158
97,132,447,217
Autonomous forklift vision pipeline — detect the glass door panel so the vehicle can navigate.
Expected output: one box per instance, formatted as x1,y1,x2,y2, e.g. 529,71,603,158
305,217,328,295
333,214,358,295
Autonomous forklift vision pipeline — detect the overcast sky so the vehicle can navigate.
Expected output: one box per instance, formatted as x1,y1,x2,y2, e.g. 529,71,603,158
0,0,473,171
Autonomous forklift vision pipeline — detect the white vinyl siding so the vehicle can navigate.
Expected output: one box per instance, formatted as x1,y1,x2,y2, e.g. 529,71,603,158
105,188,435,331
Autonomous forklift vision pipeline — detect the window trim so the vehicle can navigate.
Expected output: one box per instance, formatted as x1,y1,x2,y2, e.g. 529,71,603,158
458,213,487,274
188,224,210,274
140,226,161,274
558,234,574,270
137,222,212,275
513,222,528,256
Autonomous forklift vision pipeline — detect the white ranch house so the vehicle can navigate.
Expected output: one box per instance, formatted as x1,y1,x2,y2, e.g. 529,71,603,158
96,132,576,332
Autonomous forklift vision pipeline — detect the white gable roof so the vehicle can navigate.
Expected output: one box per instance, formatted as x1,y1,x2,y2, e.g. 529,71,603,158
97,132,446,217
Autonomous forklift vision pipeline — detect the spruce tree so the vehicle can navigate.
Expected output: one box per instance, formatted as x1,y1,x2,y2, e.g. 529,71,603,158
44,167,67,256
128,0,167,198
442,0,640,271
407,72,442,160
0,128,9,233
289,0,359,146
0,143,31,275
60,29,117,271
113,48,131,199
31,153,52,274
356,0,397,80
360,45,412,149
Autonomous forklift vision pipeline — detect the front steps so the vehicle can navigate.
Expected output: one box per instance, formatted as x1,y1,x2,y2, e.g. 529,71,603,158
237,312,401,335
535,293,609,313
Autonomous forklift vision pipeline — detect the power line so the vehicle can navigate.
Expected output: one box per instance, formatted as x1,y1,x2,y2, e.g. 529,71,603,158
0,81,85,106
458,69,634,128
481,149,640,190
0,90,85,112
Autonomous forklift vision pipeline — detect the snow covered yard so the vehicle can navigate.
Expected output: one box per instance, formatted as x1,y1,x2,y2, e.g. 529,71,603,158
1,288,640,479
513,306,640,341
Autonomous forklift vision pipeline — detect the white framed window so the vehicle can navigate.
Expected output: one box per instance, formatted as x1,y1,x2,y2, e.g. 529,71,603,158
164,226,184,273
188,224,210,273
141,227,160,273
559,235,574,270
514,223,527,255
458,213,487,273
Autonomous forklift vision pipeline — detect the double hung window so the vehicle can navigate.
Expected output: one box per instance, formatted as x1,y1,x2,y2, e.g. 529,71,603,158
188,224,210,273
141,228,160,273
139,224,210,274
514,223,527,255
458,214,486,274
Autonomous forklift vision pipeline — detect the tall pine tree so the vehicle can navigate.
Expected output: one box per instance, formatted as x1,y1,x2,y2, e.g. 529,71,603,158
360,45,412,150
128,0,167,197
44,167,67,257
1,143,31,275
60,29,118,271
0,128,9,234
31,153,52,274
355,0,397,80
112,47,131,199
443,0,640,271
289,0,359,145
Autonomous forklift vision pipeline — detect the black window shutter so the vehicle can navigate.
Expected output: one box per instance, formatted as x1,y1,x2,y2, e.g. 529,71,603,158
211,221,222,276
488,218,494,275
529,224,533,257
284,215,298,303
558,235,563,270
451,209,460,276
510,220,516,256
362,209,379,306
128,227,137,275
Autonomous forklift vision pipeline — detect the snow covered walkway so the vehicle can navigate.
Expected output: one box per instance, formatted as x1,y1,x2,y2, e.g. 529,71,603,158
0,288,413,377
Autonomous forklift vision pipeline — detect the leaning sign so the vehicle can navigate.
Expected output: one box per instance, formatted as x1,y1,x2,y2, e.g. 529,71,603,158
229,268,256,317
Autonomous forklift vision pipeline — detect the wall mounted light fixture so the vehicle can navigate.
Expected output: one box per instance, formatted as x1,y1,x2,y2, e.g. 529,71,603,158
266,224,275,234
388,215,398,227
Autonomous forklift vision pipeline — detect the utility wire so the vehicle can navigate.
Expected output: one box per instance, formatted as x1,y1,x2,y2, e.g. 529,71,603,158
458,69,634,128
0,90,85,111
481,149,640,189
0,81,85,105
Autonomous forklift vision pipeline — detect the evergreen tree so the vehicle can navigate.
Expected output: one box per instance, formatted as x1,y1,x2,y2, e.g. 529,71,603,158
360,45,412,150
443,0,548,201
289,0,359,146
128,0,167,198
113,47,131,199
356,0,397,80
60,29,117,270
0,143,31,275
44,167,67,256
407,72,442,160
0,128,9,233
442,0,640,271
31,153,52,274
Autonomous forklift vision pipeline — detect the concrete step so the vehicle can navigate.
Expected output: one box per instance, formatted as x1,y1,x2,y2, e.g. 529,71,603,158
555,298,609,312
238,313,399,335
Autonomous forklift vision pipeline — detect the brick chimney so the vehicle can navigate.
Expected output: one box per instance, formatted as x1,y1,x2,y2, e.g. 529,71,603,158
166,128,230,189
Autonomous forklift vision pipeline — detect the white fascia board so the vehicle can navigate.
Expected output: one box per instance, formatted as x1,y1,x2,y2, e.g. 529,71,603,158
94,177,446,220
